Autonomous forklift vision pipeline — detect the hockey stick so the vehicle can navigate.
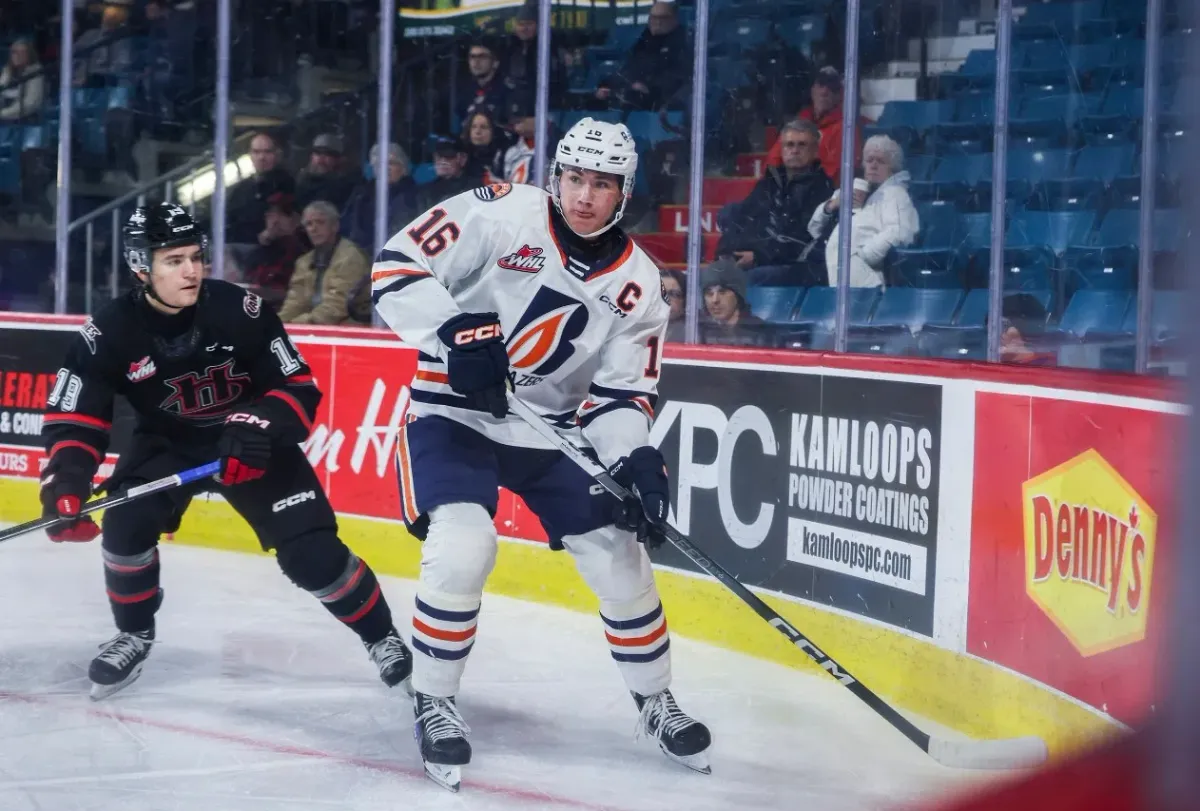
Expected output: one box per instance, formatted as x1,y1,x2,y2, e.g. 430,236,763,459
506,393,1048,771
0,461,221,545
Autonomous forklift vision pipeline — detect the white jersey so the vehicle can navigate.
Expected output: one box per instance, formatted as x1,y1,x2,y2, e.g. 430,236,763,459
371,183,668,467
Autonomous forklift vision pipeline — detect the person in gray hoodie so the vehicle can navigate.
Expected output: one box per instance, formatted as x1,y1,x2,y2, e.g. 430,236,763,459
808,134,919,289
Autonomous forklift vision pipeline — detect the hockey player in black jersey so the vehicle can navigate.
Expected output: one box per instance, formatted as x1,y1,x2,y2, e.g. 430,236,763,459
39,202,413,700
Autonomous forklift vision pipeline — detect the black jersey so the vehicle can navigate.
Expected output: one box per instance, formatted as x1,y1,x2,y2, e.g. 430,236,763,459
42,280,321,483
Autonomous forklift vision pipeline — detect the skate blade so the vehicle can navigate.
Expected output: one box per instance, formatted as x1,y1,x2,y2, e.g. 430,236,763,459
89,663,145,701
396,675,414,698
662,747,712,775
422,762,462,792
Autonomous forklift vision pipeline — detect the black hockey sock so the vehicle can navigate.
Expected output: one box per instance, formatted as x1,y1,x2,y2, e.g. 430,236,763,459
102,547,161,633
309,553,394,645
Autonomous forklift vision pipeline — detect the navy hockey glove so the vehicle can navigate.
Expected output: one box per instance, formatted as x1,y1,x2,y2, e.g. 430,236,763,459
39,468,100,543
608,446,670,550
436,312,510,419
217,409,274,485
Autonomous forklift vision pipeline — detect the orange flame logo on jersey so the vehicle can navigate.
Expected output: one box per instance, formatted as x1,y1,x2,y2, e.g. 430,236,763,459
506,287,589,377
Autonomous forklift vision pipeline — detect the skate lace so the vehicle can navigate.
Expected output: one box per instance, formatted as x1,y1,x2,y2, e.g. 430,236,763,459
367,635,410,670
95,633,151,669
416,697,471,743
635,691,694,741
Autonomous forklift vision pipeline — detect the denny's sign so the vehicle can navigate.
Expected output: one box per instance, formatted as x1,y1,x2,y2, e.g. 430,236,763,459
1022,449,1156,657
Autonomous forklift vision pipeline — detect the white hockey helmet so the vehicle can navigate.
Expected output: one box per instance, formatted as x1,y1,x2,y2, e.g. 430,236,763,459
551,117,638,238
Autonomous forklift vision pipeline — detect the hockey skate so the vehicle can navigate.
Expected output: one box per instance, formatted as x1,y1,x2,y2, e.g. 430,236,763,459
634,689,713,774
366,630,413,695
89,629,155,700
413,692,471,792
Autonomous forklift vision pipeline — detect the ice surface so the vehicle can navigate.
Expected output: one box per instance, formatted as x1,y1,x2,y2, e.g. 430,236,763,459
0,534,991,810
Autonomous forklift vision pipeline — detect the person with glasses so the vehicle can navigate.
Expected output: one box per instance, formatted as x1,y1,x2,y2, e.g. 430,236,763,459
457,38,510,128
714,119,835,287
659,268,687,341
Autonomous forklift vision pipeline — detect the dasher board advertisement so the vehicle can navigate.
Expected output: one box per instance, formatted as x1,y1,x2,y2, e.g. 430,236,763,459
651,363,944,636
968,392,1180,725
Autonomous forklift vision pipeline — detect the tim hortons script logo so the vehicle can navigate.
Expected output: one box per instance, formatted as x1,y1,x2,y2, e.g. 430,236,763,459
301,379,411,477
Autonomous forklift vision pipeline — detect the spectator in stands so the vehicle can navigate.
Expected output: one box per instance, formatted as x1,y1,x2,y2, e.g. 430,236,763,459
464,109,512,181
994,293,1053,365
294,133,357,212
0,38,43,122
240,192,306,311
74,4,134,87
227,131,296,248
715,119,834,287
419,136,481,211
496,93,538,185
341,142,418,252
660,269,687,342
457,38,510,128
766,67,867,185
279,201,372,325
595,1,689,112
808,134,918,289
699,258,766,346
500,3,564,107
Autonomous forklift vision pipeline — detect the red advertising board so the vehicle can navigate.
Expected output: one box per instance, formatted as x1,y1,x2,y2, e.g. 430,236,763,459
967,392,1180,725
289,336,549,543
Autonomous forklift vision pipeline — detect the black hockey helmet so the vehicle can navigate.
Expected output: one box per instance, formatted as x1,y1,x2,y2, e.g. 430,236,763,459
124,202,206,275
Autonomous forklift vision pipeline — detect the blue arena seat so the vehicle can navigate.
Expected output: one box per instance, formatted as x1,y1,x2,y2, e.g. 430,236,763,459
1056,290,1132,338
1071,142,1137,182
868,288,964,330
745,286,804,324
1007,210,1097,255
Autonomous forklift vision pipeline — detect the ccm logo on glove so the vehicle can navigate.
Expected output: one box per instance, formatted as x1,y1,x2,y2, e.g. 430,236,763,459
227,412,271,429
273,490,316,512
454,323,502,345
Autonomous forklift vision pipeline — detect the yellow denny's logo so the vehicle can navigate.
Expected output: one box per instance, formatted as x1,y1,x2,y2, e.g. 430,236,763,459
1022,449,1156,657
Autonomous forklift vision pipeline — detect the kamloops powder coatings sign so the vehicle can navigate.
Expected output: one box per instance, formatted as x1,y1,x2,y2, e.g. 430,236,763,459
651,365,943,636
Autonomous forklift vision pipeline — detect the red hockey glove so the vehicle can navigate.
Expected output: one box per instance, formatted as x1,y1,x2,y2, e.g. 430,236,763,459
39,470,101,543
216,410,274,485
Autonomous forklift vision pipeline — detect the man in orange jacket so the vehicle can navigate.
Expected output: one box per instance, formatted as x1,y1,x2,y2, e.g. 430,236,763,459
766,67,871,185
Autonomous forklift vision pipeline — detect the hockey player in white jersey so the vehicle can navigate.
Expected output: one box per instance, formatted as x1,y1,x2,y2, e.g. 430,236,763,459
372,118,711,791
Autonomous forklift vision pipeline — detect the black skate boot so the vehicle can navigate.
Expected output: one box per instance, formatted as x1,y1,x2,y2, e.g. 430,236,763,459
89,629,155,700
366,630,413,695
413,692,471,792
634,689,713,774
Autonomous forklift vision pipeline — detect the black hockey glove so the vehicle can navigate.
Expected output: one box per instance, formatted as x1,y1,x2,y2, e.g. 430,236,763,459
436,311,510,419
608,446,671,550
217,409,274,486
39,467,100,543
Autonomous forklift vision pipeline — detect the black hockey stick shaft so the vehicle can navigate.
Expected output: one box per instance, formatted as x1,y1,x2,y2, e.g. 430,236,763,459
505,394,932,755
0,461,221,545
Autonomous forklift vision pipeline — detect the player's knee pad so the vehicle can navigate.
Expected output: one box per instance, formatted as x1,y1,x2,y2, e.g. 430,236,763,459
421,502,498,597
274,531,351,592
561,525,656,605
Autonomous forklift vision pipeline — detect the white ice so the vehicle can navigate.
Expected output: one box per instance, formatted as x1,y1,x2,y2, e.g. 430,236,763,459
0,533,993,811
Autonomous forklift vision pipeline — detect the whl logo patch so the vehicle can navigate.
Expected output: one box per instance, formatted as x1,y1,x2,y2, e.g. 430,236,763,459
127,356,157,382
498,244,546,273
1023,448,1157,657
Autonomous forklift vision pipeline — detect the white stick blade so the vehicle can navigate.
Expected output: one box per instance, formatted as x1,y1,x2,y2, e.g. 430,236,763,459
928,735,1049,770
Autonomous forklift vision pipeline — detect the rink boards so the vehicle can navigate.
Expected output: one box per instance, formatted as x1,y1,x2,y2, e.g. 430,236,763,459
0,314,1186,759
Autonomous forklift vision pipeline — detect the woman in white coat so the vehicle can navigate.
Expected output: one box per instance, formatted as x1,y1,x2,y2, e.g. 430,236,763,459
808,134,919,288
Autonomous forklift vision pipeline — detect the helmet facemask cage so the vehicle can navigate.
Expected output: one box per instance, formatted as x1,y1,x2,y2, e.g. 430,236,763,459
550,118,638,239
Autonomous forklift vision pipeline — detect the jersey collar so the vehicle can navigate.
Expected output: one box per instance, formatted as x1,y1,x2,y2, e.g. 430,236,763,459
547,204,633,282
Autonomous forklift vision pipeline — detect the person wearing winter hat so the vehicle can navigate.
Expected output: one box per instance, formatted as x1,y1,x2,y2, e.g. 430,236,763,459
699,258,766,346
